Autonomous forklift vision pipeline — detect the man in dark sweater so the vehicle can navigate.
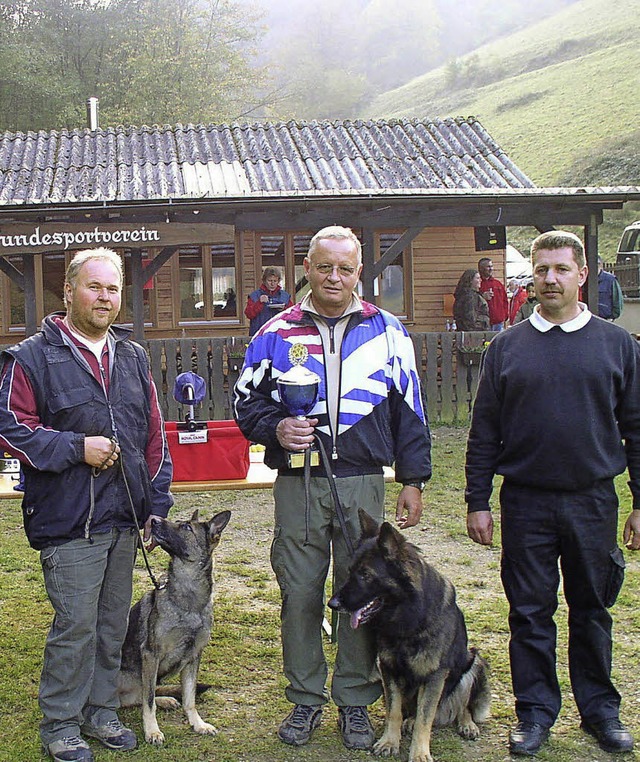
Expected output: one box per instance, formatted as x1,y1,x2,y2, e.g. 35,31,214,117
466,231,640,757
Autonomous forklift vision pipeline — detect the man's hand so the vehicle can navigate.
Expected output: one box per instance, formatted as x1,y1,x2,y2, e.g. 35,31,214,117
84,436,120,470
143,514,163,551
276,417,318,451
467,510,493,546
623,509,640,550
396,485,423,529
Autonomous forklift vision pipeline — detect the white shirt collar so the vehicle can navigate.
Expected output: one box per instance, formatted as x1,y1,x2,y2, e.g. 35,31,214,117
529,302,592,333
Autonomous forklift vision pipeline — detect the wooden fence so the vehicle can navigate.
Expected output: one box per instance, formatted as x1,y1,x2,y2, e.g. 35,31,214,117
141,332,492,426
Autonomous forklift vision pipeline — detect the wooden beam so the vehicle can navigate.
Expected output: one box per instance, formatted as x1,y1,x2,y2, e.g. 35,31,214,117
23,254,37,337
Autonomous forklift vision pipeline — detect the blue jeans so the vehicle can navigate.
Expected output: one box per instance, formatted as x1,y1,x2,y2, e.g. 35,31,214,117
38,528,138,745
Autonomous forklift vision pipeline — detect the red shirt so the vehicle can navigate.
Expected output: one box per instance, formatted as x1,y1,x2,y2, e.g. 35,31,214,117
480,276,509,325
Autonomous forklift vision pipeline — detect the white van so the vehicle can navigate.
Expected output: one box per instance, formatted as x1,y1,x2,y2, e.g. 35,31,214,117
615,221,640,297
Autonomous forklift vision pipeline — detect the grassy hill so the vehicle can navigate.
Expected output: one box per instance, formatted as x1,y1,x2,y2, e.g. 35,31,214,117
368,0,637,185
367,0,639,256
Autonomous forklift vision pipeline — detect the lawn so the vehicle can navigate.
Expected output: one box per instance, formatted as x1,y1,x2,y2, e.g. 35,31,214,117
0,427,638,761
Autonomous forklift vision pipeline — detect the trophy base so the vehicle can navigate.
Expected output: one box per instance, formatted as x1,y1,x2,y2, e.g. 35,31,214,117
287,450,320,469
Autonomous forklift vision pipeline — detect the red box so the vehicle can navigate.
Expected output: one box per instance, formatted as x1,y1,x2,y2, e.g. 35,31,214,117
165,421,250,482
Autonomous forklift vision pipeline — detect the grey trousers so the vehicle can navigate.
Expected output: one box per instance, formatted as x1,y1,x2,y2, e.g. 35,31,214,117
38,528,138,745
271,473,384,707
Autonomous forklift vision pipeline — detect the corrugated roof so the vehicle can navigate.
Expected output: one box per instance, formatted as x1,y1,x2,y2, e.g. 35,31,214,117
0,117,537,205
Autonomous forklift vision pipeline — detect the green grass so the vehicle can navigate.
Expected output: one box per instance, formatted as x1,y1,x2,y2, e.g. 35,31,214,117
1,427,639,761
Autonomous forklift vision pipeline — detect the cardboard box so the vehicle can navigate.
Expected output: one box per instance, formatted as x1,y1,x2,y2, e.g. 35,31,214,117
165,421,250,482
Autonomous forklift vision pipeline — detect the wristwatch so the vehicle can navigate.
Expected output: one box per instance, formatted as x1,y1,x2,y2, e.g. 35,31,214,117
402,480,426,492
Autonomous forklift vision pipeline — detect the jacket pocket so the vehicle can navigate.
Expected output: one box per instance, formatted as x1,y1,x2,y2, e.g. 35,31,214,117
604,546,626,608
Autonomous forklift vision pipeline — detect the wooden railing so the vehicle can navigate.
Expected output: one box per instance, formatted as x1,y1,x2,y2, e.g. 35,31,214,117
141,332,492,426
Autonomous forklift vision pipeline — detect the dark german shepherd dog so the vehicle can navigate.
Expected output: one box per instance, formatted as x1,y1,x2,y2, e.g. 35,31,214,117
118,509,231,746
329,509,490,762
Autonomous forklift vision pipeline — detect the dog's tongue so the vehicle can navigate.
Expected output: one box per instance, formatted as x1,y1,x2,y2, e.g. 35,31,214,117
350,608,365,629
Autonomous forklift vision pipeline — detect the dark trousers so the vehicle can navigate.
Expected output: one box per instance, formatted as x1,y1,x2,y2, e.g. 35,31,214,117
500,479,624,728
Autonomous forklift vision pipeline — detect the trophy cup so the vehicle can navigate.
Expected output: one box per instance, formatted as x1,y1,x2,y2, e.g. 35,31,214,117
277,364,321,468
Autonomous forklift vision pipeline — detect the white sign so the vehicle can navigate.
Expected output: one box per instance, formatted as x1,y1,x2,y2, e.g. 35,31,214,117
177,429,209,445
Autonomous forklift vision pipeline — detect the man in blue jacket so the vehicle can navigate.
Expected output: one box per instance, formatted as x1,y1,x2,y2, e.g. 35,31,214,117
0,248,173,762
234,226,431,752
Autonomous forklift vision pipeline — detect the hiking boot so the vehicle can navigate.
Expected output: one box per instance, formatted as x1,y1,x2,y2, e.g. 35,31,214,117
81,718,137,751
277,704,323,746
338,705,375,750
45,736,94,762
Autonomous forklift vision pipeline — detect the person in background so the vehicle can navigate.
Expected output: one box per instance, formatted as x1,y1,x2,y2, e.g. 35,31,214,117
513,281,537,324
597,256,624,321
234,226,431,753
478,256,509,331
466,231,639,757
244,266,293,335
453,268,490,331
508,278,528,325
0,248,173,762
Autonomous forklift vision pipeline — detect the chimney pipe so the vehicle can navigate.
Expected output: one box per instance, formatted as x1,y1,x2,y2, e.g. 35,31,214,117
86,97,99,131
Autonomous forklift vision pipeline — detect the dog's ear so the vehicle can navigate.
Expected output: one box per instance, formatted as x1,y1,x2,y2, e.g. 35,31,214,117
209,510,231,543
358,508,380,539
190,509,200,522
377,521,405,559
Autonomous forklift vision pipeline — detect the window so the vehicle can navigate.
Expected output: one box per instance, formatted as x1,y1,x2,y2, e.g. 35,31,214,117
176,228,237,323
376,232,410,318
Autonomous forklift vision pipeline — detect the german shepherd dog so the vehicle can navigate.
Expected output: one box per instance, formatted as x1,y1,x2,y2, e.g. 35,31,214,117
328,510,490,762
117,509,231,746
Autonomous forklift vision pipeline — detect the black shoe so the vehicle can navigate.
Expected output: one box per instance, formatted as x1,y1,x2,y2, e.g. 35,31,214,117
277,705,323,746
337,706,375,750
509,721,550,756
581,718,634,753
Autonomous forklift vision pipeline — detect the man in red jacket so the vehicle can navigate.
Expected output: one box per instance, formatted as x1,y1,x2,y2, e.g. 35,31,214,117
478,257,509,331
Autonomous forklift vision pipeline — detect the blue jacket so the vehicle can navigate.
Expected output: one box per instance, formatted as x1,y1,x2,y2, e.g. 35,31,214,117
0,316,173,549
598,269,624,320
233,299,431,484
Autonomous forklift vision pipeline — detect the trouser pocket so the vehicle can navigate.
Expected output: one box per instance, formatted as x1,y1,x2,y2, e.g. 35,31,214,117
604,546,625,608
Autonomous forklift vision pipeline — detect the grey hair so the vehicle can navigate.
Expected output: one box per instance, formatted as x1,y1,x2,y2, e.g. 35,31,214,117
64,247,124,306
308,226,362,264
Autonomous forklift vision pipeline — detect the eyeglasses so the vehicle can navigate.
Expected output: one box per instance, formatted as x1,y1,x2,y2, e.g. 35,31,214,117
313,263,357,277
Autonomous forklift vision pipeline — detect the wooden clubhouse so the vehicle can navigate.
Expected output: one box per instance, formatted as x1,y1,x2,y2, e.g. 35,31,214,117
0,115,639,343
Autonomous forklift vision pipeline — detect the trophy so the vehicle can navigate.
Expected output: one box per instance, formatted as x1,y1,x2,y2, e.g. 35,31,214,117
277,364,321,468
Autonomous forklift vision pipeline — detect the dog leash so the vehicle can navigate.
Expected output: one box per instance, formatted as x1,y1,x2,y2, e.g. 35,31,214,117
303,435,356,557
91,436,165,591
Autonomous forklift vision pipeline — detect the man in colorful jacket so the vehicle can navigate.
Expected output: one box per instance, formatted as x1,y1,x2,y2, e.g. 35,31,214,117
0,248,173,762
234,226,431,752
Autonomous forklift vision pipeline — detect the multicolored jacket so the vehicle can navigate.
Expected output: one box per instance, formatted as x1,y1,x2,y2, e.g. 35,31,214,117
233,299,431,484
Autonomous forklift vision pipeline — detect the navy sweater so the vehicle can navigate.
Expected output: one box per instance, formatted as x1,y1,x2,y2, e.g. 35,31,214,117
465,317,640,512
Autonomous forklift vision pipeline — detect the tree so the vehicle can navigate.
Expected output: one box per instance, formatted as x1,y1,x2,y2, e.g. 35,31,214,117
0,0,269,131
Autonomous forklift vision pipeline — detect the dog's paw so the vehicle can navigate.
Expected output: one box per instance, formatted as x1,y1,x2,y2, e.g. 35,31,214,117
457,719,480,740
408,753,433,762
373,734,400,757
193,719,218,736
145,728,165,746
156,696,180,710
